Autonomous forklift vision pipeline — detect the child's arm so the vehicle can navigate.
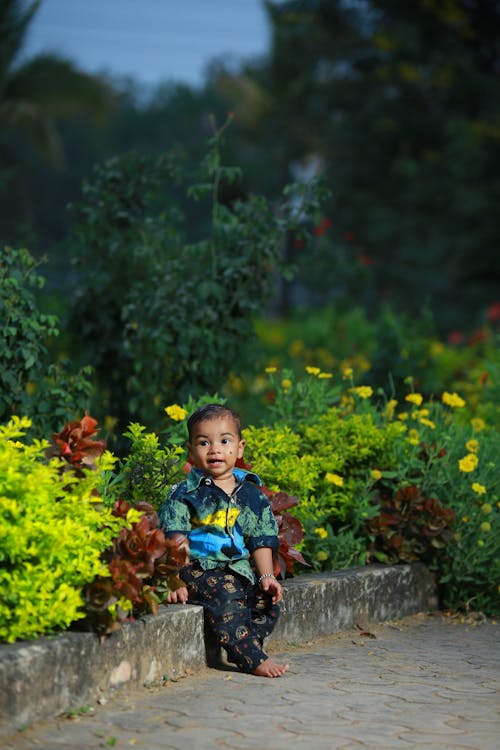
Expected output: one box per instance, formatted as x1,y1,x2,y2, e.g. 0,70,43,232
252,547,283,605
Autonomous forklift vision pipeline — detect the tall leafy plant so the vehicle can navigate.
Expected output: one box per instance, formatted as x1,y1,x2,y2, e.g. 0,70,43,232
0,246,93,436
68,118,325,436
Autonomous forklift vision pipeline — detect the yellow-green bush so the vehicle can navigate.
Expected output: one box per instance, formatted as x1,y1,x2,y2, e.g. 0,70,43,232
0,416,126,643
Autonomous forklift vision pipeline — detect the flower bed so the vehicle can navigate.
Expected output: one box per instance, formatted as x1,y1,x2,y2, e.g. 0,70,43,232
1,364,498,645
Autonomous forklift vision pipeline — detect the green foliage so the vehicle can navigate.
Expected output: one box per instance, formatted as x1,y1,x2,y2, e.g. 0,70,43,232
67,120,325,436
106,423,185,510
260,0,500,325
252,304,500,425
243,365,499,614
264,366,341,428
0,416,126,643
0,246,93,436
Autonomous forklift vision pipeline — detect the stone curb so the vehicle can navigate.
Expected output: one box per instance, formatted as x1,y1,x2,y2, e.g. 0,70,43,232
0,563,436,737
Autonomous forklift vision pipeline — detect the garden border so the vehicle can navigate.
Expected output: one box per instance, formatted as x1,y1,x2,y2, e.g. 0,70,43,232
0,563,437,738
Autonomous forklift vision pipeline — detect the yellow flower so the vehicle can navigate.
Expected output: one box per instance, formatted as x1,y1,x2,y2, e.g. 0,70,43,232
25,381,37,396
458,454,479,473
350,386,373,399
385,399,398,420
281,378,292,390
477,539,485,547
316,550,329,561
481,503,492,515
480,521,491,533
408,429,420,446
306,366,321,376
466,439,479,453
405,393,423,406
289,339,304,357
398,412,409,421
417,408,430,417
325,472,344,487
265,366,277,373
472,483,486,496
318,372,333,379
462,516,469,523
314,527,328,539
165,404,187,421
229,374,245,394
471,417,486,433
104,415,118,433
419,418,436,429
342,367,353,379
442,391,466,408
430,341,444,356
371,469,382,480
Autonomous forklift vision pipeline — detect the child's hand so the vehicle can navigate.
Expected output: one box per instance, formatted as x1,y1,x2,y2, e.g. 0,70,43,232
260,576,283,605
166,586,189,604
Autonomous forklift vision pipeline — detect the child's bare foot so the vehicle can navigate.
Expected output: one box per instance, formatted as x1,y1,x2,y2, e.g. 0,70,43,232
252,658,289,678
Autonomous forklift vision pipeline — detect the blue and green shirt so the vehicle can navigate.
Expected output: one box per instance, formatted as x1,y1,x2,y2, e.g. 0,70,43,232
158,467,279,582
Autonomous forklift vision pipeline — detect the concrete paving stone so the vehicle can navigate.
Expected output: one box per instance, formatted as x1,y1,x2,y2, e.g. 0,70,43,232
398,735,496,750
4,614,499,750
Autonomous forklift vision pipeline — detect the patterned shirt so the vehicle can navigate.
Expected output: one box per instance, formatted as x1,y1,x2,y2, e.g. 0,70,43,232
158,467,279,582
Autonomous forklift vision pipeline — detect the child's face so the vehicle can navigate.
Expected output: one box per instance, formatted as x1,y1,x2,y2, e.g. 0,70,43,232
188,416,245,481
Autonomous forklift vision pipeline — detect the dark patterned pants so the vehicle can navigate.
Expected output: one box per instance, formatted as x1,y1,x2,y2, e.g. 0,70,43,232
180,563,281,673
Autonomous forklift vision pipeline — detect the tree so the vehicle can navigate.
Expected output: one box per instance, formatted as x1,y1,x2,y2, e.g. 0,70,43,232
66,118,324,437
0,0,113,247
217,0,500,329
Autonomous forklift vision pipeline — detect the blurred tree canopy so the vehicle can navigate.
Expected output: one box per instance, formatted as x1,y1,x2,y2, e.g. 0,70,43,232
230,0,500,326
1,0,499,334
0,0,112,245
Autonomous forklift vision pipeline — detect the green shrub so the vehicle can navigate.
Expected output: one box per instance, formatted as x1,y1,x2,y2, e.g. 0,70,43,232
0,246,93,437
244,367,499,614
67,118,325,435
0,416,127,643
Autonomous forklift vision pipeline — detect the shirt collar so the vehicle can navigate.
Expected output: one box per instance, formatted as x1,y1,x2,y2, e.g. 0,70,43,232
185,466,262,491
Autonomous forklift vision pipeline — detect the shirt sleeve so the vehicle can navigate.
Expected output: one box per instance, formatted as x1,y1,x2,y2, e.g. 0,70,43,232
245,490,280,552
158,483,192,537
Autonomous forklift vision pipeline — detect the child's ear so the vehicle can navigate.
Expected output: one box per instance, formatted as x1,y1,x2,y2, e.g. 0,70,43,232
237,439,246,458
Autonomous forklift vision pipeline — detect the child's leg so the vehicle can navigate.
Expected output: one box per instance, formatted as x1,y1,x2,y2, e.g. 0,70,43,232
180,564,273,673
247,585,281,646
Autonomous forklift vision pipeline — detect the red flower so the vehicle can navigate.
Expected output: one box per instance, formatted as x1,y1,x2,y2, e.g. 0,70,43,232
467,327,488,346
358,253,374,266
448,331,463,346
486,301,500,323
313,217,332,236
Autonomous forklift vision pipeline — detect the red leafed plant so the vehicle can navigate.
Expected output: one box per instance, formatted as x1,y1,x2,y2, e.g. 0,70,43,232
236,458,309,576
366,484,455,565
46,413,106,473
83,498,189,635
262,488,309,577
47,415,190,636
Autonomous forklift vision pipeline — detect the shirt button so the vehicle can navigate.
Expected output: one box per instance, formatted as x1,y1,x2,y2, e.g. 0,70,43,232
204,478,211,486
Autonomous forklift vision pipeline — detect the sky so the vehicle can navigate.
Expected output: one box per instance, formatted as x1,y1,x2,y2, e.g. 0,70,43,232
21,0,275,89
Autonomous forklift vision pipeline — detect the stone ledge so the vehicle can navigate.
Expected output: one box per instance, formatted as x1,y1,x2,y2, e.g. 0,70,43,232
0,563,437,737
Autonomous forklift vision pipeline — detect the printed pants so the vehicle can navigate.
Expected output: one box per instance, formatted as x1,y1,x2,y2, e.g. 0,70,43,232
180,563,280,673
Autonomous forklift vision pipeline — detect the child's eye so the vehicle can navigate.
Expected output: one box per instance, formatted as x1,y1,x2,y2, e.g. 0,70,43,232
221,438,229,444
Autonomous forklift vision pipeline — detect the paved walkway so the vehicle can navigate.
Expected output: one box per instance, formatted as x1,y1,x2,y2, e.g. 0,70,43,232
5,613,499,750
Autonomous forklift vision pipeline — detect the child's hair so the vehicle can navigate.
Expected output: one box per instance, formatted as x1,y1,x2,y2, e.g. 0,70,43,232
187,403,243,440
